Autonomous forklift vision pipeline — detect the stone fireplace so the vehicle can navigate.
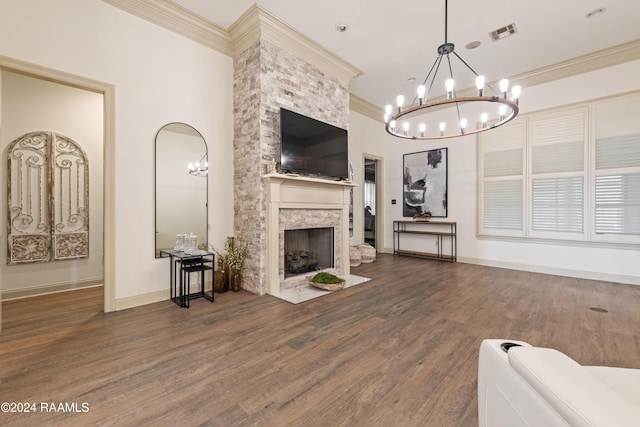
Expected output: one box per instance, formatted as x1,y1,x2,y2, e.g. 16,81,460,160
264,174,354,295
231,7,361,295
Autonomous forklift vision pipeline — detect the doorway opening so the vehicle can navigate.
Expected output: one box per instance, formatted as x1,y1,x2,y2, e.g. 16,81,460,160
364,157,379,248
0,58,114,333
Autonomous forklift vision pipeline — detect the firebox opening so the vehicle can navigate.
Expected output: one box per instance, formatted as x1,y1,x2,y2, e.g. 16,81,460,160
284,227,334,278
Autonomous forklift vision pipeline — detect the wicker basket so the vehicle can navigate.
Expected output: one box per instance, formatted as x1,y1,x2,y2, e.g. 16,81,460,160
349,246,362,267
308,279,346,291
358,243,376,263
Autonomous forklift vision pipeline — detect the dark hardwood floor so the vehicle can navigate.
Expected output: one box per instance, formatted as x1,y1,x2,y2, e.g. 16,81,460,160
1,254,639,426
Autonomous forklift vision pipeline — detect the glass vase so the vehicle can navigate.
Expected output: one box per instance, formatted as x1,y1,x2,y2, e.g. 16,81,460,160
213,258,228,292
231,271,242,292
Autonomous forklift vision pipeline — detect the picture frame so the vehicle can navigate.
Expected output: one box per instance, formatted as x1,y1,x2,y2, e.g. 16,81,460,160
402,148,448,217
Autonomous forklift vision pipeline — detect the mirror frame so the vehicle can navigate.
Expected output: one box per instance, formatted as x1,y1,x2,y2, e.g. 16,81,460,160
154,122,208,257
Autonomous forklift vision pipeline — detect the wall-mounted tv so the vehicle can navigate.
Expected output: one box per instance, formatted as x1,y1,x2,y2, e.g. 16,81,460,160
280,108,349,180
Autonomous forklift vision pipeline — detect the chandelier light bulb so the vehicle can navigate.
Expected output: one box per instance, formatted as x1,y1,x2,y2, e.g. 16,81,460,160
419,123,426,137
511,85,521,104
402,122,409,135
439,122,446,136
396,95,404,113
499,105,507,121
417,85,426,104
460,118,467,133
481,113,488,128
499,79,509,98
188,163,194,170
385,104,393,115
390,120,396,131
445,78,455,99
476,75,485,96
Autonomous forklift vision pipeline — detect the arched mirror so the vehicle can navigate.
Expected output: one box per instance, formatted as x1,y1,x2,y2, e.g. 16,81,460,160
155,123,208,257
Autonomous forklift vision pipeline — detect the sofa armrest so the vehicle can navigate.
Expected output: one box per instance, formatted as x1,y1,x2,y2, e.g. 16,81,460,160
509,346,640,427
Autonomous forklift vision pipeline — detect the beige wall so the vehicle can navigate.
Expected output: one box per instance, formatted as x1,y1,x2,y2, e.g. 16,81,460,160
0,0,234,305
1,70,104,296
347,110,387,247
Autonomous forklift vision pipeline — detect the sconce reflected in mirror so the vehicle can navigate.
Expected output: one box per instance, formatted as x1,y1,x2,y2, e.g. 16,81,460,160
155,123,208,257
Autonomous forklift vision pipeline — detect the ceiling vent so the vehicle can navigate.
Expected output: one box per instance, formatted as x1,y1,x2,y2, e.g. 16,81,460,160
489,23,517,41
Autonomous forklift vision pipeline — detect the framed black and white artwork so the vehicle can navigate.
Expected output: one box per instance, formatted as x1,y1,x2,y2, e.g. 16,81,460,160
402,148,448,217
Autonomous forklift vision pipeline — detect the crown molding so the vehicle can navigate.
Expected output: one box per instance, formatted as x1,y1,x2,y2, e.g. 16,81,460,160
102,0,232,55
229,4,362,83
350,94,383,122
101,1,638,114
512,38,640,89
102,1,361,83
359,39,640,123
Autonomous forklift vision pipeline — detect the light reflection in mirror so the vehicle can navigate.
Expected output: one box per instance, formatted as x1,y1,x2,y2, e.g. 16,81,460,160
155,123,208,257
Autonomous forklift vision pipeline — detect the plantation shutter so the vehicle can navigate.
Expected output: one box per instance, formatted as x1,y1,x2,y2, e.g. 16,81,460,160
479,118,525,233
594,93,640,237
530,108,586,235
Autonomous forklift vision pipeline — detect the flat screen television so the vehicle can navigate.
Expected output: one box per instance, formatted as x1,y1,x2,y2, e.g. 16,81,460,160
280,108,349,179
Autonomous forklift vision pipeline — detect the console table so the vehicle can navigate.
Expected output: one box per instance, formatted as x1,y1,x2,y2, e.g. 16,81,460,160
393,220,457,262
159,250,215,307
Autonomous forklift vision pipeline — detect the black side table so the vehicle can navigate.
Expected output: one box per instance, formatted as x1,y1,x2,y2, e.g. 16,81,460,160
160,250,215,308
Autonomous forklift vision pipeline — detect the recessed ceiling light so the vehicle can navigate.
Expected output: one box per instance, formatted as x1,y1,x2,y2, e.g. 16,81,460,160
586,7,606,19
335,22,349,32
466,40,482,50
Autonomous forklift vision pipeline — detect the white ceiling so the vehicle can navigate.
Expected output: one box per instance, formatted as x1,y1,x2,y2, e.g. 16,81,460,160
172,0,640,108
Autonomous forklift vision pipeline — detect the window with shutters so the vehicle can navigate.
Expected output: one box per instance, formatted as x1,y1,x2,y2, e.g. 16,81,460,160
478,91,640,245
529,107,587,240
592,93,640,243
478,117,525,237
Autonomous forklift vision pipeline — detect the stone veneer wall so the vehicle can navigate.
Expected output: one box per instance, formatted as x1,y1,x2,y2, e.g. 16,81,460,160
233,39,350,295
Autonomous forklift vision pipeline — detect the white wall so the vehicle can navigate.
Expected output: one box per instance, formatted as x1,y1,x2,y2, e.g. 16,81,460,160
1,70,104,294
460,60,640,284
347,110,387,246
359,60,640,285
0,0,234,303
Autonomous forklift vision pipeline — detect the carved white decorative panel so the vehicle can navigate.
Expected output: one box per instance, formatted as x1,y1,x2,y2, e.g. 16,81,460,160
51,133,89,260
7,131,89,264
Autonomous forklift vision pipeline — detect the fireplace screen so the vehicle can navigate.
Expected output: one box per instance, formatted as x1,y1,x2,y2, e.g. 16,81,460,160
284,227,334,278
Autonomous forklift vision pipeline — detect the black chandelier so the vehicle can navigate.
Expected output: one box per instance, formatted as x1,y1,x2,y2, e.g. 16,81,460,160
384,0,521,140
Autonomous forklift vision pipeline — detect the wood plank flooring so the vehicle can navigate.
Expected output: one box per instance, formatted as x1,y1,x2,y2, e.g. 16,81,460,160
1,254,640,426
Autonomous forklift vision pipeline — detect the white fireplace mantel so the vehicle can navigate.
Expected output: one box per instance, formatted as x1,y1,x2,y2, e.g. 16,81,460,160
263,173,356,295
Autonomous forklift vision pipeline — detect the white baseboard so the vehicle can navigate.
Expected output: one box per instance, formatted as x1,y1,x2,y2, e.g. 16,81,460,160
457,256,640,286
377,250,639,286
114,289,170,311
2,279,103,301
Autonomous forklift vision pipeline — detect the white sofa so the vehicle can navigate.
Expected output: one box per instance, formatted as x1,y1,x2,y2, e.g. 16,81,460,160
478,339,640,427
